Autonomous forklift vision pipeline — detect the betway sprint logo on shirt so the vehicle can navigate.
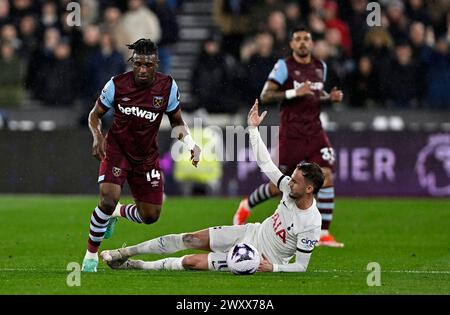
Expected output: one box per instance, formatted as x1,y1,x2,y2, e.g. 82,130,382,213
118,104,159,122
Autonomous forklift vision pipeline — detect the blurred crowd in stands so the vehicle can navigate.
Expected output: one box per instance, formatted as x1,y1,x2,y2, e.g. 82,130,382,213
0,0,450,117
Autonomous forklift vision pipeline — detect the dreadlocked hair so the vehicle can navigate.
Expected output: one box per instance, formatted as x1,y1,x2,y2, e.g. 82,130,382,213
126,38,158,61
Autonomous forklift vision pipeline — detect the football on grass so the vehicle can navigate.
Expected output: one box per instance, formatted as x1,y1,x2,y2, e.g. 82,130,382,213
227,243,261,275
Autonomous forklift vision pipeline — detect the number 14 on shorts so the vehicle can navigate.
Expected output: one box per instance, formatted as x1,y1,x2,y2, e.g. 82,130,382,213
146,169,160,186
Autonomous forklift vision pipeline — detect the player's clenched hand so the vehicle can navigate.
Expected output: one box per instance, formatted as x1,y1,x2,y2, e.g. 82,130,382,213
296,80,315,97
330,86,343,102
247,99,267,128
92,134,106,161
190,144,201,167
257,254,273,272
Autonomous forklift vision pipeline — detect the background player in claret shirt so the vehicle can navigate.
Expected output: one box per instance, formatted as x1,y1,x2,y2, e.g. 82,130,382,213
233,26,344,248
100,100,323,273
81,39,201,272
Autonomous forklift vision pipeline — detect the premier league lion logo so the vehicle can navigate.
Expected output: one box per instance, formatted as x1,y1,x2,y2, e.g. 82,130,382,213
415,134,450,196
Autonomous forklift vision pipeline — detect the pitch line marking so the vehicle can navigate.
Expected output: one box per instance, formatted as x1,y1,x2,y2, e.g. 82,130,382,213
312,269,450,274
0,268,449,274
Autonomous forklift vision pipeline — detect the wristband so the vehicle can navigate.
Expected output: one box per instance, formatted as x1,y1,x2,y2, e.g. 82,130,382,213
285,89,297,99
182,134,196,151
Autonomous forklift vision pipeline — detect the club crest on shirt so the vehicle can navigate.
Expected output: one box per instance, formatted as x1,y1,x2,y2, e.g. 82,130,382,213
153,96,164,108
112,167,121,177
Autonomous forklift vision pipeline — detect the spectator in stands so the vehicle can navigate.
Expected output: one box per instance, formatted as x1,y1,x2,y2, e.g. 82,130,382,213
150,0,179,74
249,0,284,33
213,0,253,59
385,0,409,43
0,0,11,27
347,56,378,108
87,33,126,102
25,27,60,103
74,25,100,104
99,6,130,60
308,11,326,39
406,0,431,26
421,36,450,109
121,0,161,45
241,31,277,105
284,1,304,36
0,41,24,107
381,41,423,108
9,0,36,26
40,0,60,30
266,10,289,58
363,27,394,105
41,40,76,106
18,15,39,62
80,0,99,26
323,0,352,56
191,35,241,113
1,24,21,51
313,39,344,97
347,0,368,59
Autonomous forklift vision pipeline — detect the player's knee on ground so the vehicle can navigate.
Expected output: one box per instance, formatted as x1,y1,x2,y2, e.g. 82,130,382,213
139,207,161,224
99,197,118,214
182,255,207,270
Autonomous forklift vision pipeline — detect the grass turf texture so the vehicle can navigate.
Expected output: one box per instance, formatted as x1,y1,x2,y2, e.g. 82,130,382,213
0,195,449,294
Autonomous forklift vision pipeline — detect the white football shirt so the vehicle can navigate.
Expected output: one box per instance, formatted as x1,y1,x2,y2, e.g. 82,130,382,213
248,127,321,272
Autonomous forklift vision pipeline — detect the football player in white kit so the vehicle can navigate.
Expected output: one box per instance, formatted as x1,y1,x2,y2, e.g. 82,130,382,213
101,100,324,272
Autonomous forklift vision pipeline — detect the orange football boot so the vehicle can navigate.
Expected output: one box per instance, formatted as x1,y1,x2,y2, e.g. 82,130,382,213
233,199,251,225
318,233,344,248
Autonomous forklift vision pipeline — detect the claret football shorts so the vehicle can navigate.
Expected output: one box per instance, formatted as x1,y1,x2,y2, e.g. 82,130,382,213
278,131,335,176
98,152,164,205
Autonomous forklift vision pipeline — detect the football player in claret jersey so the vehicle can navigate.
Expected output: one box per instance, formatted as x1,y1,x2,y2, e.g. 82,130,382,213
233,26,344,247
100,100,323,273
81,39,201,272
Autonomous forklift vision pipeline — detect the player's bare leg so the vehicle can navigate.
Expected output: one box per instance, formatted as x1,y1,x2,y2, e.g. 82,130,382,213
233,182,281,225
82,183,121,272
101,229,210,263
317,167,344,248
106,201,162,239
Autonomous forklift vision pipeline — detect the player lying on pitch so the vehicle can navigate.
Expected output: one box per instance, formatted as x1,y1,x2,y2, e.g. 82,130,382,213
101,100,324,272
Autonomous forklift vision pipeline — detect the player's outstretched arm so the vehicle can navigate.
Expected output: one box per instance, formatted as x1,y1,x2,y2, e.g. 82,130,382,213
248,99,284,185
88,101,108,161
168,109,201,167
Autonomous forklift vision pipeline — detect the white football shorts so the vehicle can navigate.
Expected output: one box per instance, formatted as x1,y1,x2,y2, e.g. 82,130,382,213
208,223,260,253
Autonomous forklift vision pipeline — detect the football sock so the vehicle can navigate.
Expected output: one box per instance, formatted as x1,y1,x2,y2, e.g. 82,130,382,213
317,186,335,231
111,202,122,217
119,204,144,223
134,257,185,270
84,250,98,260
122,234,187,256
247,183,272,209
87,206,112,253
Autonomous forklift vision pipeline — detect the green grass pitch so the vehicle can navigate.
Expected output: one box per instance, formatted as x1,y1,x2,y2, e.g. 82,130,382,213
0,195,449,294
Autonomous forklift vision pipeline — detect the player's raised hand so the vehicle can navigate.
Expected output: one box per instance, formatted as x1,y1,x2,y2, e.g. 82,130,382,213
257,253,273,272
330,86,343,102
190,144,201,167
92,134,106,161
247,99,267,128
296,80,315,97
